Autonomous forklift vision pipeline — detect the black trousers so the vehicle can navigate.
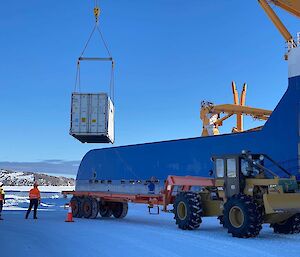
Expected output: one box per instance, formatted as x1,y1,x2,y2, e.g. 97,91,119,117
0,201,3,214
26,199,38,219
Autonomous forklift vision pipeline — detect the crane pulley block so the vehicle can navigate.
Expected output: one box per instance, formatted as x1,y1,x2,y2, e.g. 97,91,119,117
94,7,100,22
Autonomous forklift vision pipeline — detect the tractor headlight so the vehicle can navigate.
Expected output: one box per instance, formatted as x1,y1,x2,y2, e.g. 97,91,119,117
268,184,278,190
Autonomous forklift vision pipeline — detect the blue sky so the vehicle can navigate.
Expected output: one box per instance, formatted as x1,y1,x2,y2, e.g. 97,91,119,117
0,1,299,172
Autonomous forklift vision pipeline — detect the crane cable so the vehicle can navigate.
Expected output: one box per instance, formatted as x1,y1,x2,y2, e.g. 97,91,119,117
74,1,115,103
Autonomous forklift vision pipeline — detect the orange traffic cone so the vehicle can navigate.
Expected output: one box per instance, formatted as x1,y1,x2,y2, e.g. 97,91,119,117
65,205,74,222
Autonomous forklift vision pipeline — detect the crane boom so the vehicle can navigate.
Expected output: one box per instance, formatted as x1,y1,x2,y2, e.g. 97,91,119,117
200,102,272,136
208,104,272,120
200,82,272,137
258,0,297,47
270,0,300,18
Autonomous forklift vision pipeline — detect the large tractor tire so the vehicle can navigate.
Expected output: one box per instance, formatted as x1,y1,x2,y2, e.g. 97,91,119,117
70,196,81,218
271,214,300,234
223,194,263,238
112,202,128,219
173,192,202,230
82,197,94,219
99,202,113,217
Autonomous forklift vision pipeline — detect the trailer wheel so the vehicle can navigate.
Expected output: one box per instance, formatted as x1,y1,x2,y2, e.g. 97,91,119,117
223,194,262,238
89,198,99,219
99,202,113,217
112,202,128,219
82,197,93,219
271,214,300,234
173,192,202,230
70,196,81,218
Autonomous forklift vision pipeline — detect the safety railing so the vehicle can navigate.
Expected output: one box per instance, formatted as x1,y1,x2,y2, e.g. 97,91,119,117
265,157,300,178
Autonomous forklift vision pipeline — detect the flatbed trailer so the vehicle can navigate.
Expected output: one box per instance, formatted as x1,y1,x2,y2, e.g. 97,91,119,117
63,153,300,238
62,175,215,213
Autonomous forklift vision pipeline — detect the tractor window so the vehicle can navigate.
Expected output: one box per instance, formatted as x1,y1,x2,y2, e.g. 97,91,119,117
227,159,237,178
216,159,224,177
241,159,250,176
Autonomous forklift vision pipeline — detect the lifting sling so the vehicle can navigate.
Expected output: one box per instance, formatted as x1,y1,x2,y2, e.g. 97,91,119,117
74,0,115,103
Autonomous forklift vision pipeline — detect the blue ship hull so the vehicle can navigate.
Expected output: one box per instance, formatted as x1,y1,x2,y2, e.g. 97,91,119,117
75,72,300,193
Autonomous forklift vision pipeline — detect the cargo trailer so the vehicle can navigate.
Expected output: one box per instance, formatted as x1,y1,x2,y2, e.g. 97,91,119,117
63,152,300,238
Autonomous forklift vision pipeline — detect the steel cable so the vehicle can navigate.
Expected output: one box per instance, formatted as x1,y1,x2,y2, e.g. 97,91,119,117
74,1,114,101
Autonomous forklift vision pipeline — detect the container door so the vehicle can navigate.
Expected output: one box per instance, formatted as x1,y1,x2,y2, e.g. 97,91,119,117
298,101,300,176
70,93,80,133
224,158,240,198
97,94,107,133
90,94,99,133
79,94,89,133
107,98,115,143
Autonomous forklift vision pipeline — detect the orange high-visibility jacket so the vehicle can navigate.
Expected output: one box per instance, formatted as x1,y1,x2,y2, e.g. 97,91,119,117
0,187,4,201
29,188,41,200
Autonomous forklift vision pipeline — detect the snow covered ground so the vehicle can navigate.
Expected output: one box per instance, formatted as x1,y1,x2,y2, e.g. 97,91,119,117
1,194,300,257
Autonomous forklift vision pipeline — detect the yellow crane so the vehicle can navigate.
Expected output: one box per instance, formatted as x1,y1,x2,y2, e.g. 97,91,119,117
200,82,272,136
200,1,300,137
258,0,300,58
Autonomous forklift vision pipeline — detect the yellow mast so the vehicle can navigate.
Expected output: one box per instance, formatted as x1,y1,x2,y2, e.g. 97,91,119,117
232,82,247,132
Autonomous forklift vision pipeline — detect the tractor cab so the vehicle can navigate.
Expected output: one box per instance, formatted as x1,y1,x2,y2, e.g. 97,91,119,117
212,151,294,198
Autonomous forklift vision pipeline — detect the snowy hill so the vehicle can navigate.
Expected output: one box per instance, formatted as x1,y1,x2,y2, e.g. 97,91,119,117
0,169,74,186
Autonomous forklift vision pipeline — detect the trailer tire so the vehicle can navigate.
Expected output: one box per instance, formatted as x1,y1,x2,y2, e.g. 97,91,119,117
82,197,93,219
271,214,300,234
112,202,128,219
99,202,113,217
173,192,202,230
70,196,81,218
89,198,99,219
223,194,262,238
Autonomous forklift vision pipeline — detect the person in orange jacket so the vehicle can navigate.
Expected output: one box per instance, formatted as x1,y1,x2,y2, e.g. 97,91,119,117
25,182,41,219
0,182,5,220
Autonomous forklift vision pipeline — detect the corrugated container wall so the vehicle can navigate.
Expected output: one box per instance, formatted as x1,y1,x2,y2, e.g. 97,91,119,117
70,93,114,143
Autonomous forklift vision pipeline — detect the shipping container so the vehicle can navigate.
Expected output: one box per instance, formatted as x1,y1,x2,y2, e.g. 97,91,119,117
70,93,114,143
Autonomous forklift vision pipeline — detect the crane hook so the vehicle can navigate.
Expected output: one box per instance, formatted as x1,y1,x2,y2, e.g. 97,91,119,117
94,7,100,23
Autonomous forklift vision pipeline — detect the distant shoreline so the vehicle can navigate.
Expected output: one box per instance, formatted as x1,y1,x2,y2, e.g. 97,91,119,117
3,186,75,193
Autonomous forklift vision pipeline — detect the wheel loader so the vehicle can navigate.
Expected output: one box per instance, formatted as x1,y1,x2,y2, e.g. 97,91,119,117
173,151,300,238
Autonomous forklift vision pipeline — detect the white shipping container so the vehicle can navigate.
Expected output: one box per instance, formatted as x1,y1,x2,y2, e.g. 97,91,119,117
70,93,114,143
